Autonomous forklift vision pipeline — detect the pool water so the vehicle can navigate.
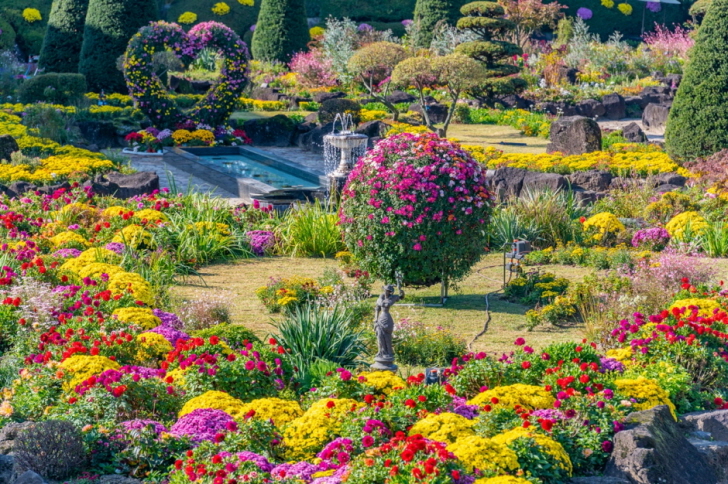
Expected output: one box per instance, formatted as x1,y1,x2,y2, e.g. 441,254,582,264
197,154,319,189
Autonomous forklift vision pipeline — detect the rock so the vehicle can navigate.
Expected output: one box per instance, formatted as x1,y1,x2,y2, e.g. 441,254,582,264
557,65,579,84
251,87,285,102
491,167,527,198
547,116,602,155
356,120,390,139
384,90,416,105
0,455,12,484
569,478,629,484
298,122,335,153
6,182,36,198
77,120,121,149
86,172,160,199
242,115,296,147
666,74,682,88
689,438,728,482
0,135,19,162
642,103,671,130
536,101,559,115
304,113,318,123
12,471,45,484
625,96,644,116
497,94,533,110
313,91,346,104
409,103,449,124
604,405,718,484
602,93,626,120
283,96,311,109
653,172,686,187
622,122,647,143
522,171,568,193
574,189,607,205
655,183,682,193
35,182,71,196
576,99,606,118
681,410,728,441
568,170,613,191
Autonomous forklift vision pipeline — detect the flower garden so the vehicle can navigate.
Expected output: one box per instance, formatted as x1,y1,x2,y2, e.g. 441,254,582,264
3,0,728,483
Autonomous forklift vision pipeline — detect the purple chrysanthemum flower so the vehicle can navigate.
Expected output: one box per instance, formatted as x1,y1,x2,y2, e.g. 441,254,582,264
270,461,321,481
357,23,373,32
52,248,82,258
600,357,626,373
452,404,480,420
105,242,126,255
577,7,593,20
120,419,167,434
246,230,275,256
170,408,234,442
152,308,184,330
237,451,274,472
149,324,189,347
646,2,661,13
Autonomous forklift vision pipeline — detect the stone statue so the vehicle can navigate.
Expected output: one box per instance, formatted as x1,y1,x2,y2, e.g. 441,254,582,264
372,279,404,372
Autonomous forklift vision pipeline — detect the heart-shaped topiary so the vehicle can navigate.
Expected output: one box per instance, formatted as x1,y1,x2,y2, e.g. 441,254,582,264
124,21,248,130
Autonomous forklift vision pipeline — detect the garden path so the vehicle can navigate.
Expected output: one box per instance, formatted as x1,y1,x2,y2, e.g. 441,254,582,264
598,118,665,143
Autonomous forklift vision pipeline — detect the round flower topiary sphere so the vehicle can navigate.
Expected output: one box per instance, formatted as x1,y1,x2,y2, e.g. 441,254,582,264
339,133,492,287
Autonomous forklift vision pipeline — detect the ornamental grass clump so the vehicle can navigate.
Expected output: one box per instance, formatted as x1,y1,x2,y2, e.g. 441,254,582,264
14,420,86,480
340,133,492,287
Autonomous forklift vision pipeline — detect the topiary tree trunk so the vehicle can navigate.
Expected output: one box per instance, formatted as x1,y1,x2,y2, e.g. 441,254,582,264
412,0,461,48
666,0,728,161
455,1,526,106
39,0,90,73
251,0,309,63
78,0,158,92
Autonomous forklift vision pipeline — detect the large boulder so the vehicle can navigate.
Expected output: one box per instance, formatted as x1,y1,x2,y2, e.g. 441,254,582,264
5,182,36,199
496,94,534,110
576,99,605,118
85,172,160,199
622,122,647,143
652,172,686,187
77,120,121,149
251,86,286,101
243,115,296,147
642,103,671,130
0,455,12,484
522,171,568,193
681,410,728,440
0,135,19,162
491,167,527,198
12,471,46,484
356,120,390,139
567,170,613,192
602,93,626,120
605,405,718,484
313,91,346,104
547,116,602,155
409,103,448,124
297,122,335,153
384,90,416,105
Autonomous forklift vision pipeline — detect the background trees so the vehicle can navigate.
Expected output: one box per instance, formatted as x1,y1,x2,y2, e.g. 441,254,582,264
251,0,310,63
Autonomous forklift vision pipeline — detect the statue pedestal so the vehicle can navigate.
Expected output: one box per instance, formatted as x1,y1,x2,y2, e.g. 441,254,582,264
371,356,398,372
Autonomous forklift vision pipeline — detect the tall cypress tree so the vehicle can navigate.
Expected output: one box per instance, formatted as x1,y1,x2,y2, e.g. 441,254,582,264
251,0,309,63
78,0,158,92
666,0,728,160
39,0,90,73
413,0,461,48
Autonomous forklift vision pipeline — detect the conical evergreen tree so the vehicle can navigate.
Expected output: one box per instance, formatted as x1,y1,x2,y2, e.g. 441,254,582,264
39,0,90,73
251,0,309,62
78,0,158,92
455,1,526,105
666,0,728,160
413,0,461,48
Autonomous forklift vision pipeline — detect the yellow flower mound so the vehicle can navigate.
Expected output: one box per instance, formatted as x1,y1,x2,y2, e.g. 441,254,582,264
606,347,633,363
136,332,173,363
211,2,230,15
102,206,128,218
468,384,555,410
112,224,155,249
309,26,325,37
618,2,633,14
237,398,303,426
113,307,162,330
408,412,475,445
358,371,406,395
614,377,677,419
191,129,215,144
665,211,709,240
22,8,42,22
475,477,532,484
49,231,89,248
188,221,231,236
492,427,573,475
172,130,193,144
238,0,254,4
448,436,519,472
178,11,198,24
78,263,125,280
669,298,722,318
179,390,247,419
583,212,625,239
60,355,120,391
0,156,113,185
108,272,154,305
134,209,167,223
77,248,122,264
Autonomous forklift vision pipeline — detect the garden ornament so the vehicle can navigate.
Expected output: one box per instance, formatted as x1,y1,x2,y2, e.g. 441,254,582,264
372,279,404,372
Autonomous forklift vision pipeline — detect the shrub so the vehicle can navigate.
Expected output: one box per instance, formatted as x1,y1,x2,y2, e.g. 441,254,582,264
392,319,466,366
318,98,362,125
17,73,87,104
413,0,462,47
340,133,492,287
251,0,309,62
14,420,86,480
38,0,90,73
289,50,337,89
78,0,159,92
174,295,232,331
191,323,261,347
666,0,728,160
347,42,408,120
0,16,17,50
277,201,344,257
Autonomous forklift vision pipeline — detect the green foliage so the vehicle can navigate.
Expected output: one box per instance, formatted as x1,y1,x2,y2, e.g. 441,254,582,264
318,98,362,124
191,323,261,347
251,0,309,62
0,16,16,50
666,0,728,161
318,0,416,22
277,201,344,257
0,0,52,55
504,271,569,305
413,0,461,47
78,0,159,92
39,0,90,73
17,72,87,104
392,319,466,366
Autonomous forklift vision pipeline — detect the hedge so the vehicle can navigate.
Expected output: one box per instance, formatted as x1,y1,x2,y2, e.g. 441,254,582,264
251,0,309,62
17,72,87,104
39,0,90,73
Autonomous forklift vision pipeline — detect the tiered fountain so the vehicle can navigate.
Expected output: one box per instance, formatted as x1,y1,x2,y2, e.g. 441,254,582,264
323,113,368,194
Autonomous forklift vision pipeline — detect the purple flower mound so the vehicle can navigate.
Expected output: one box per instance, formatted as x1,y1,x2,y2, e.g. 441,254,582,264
646,1,661,13
52,248,82,258
237,451,274,472
170,408,234,442
577,7,593,20
600,357,626,373
153,309,184,330
246,230,275,256
105,242,126,255
357,23,373,32
632,227,670,251
311,466,349,484
120,419,167,434
530,409,566,420
452,404,480,420
149,323,189,347
270,461,321,481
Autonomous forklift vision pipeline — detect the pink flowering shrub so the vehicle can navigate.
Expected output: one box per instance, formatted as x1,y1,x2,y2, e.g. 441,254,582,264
339,133,492,286
642,23,694,73
288,50,337,89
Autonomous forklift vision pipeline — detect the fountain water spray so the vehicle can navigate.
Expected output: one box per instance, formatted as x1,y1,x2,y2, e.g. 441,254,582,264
323,113,368,193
